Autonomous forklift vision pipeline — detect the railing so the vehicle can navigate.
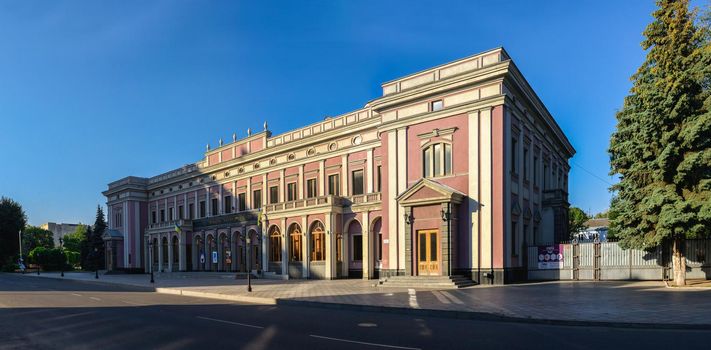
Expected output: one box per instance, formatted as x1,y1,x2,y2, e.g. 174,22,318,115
347,192,382,205
147,219,193,233
264,195,344,213
542,189,568,204
192,210,259,229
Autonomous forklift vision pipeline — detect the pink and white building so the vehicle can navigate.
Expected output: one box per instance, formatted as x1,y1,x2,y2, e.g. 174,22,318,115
103,48,574,284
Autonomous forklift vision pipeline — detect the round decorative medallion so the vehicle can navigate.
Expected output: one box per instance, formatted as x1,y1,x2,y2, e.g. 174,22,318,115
352,135,363,146
328,142,338,151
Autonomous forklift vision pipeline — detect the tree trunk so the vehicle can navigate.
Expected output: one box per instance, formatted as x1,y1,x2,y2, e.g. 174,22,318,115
672,237,686,286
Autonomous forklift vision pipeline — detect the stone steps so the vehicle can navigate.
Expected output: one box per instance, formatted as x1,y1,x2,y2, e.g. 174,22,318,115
378,275,476,289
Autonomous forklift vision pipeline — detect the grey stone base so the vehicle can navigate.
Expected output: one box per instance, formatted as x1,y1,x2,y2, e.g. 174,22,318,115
379,269,406,278
455,267,527,285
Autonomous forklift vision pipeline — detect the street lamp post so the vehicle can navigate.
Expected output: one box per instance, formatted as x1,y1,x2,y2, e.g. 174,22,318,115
18,230,24,275
94,247,99,279
59,237,64,277
246,235,252,292
148,240,154,283
36,251,40,275
441,204,452,277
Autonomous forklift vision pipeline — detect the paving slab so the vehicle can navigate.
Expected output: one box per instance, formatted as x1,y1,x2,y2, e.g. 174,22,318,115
21,272,711,328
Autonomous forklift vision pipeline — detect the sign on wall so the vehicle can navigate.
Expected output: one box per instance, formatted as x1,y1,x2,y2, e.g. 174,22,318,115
200,253,205,264
538,245,564,269
212,251,218,264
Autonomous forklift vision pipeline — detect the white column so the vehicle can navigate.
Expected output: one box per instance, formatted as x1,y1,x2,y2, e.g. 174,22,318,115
362,211,371,279
325,212,334,279
262,174,268,208
164,198,168,221
468,110,480,272
205,188,210,217
219,185,223,215
302,215,308,278
232,181,237,212
183,194,187,219
298,165,304,200
173,196,177,220
319,160,325,196
179,232,187,271
386,131,398,273
246,178,252,209
341,154,348,196
281,217,288,276
158,236,164,272
396,127,407,271
167,236,173,272
279,169,285,202
366,148,374,193
193,190,198,219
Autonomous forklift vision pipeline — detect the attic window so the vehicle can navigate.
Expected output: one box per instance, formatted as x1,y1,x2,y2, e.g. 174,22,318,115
431,100,443,112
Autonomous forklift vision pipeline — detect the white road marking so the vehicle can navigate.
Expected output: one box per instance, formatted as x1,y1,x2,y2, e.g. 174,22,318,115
310,335,422,350
440,291,464,305
431,291,450,304
196,316,264,329
408,289,420,309
121,300,146,306
357,322,378,327
70,293,82,297
89,297,102,301
51,312,94,320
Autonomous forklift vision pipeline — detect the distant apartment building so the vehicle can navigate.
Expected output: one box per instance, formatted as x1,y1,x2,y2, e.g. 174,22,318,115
103,48,574,284
40,222,82,245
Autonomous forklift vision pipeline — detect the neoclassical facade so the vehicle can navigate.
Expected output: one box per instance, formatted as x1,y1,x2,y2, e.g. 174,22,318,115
103,48,574,284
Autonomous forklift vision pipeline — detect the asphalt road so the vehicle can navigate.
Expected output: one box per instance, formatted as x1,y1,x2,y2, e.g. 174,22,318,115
0,273,709,350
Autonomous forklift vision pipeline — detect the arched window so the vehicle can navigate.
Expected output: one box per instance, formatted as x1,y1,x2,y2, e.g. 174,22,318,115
269,226,282,262
289,223,302,262
310,221,326,261
161,237,168,264
172,236,179,264
422,142,452,178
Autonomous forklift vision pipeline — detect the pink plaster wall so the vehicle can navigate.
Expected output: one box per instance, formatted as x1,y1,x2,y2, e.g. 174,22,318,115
492,105,505,268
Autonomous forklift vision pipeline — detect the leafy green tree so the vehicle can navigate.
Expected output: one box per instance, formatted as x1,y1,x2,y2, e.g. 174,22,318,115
29,247,66,271
609,0,711,285
594,210,609,219
22,226,55,252
0,197,27,266
568,207,590,238
80,226,92,270
63,225,87,253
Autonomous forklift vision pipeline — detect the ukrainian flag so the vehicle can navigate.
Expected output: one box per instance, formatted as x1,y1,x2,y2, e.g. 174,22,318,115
257,209,263,226
174,224,182,233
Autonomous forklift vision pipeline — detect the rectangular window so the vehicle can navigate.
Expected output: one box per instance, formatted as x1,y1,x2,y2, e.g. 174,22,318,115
188,203,194,219
178,205,184,219
353,235,363,261
376,165,382,192
433,143,442,176
238,193,246,211
423,147,432,177
211,198,219,216
431,99,443,112
151,211,156,224
199,201,206,218
307,178,317,198
160,209,165,222
511,138,518,174
253,189,262,209
287,183,296,201
351,170,364,195
169,207,174,221
444,144,452,175
328,174,340,196
224,196,232,213
524,147,529,181
269,186,279,204
534,156,539,185
543,163,549,189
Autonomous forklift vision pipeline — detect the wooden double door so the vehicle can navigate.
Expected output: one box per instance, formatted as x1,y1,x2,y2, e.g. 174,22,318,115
417,230,440,276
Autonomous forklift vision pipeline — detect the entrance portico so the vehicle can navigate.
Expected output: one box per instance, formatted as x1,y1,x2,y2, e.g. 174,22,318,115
397,178,464,277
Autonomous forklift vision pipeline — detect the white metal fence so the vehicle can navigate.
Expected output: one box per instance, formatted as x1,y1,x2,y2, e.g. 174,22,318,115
528,239,711,281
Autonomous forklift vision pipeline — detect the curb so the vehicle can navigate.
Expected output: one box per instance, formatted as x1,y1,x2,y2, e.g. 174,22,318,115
20,273,711,330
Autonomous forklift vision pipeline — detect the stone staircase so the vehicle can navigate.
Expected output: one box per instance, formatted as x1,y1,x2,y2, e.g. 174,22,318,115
377,275,476,289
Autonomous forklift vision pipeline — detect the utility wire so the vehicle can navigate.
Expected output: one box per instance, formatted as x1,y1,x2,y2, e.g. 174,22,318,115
570,160,615,187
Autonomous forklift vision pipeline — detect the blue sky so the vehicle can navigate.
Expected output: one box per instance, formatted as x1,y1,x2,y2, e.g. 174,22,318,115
0,0,672,225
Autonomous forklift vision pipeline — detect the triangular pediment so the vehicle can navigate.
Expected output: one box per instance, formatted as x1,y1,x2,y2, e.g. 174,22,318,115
397,178,465,206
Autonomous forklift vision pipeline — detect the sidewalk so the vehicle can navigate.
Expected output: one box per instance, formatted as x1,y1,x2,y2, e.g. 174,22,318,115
24,272,711,328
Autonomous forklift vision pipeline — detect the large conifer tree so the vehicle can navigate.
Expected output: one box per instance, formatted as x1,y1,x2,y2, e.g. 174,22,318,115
609,0,710,286
91,206,107,270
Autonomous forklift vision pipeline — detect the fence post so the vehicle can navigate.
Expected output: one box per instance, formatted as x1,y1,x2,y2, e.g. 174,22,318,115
594,239,601,281
572,239,580,281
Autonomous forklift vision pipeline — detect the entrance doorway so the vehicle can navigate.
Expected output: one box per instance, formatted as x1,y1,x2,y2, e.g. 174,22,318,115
417,230,439,276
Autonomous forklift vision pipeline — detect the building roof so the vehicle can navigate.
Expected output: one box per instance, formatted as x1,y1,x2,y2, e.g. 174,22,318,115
584,218,610,229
